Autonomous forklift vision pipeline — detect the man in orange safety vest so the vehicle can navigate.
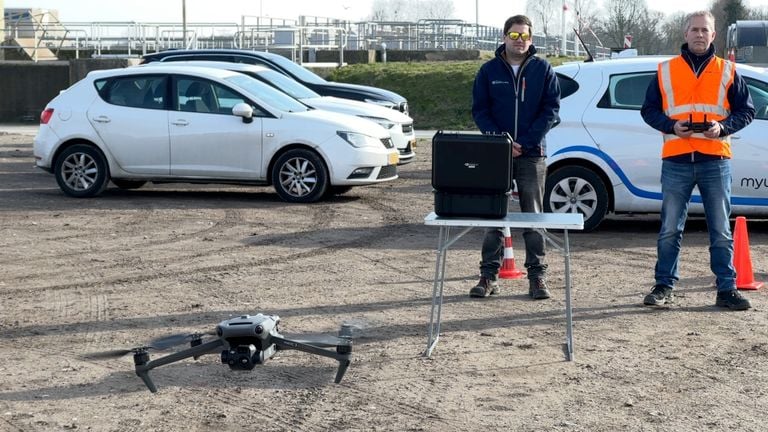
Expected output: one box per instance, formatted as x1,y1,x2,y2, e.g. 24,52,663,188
640,10,755,310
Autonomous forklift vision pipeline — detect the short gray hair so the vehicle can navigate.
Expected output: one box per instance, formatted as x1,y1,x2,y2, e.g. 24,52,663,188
685,10,715,31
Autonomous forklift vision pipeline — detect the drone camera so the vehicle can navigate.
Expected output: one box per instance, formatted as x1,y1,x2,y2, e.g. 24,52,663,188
221,344,258,370
221,343,277,370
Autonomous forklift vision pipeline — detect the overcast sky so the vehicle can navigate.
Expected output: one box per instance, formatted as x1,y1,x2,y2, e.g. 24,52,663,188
5,0,768,27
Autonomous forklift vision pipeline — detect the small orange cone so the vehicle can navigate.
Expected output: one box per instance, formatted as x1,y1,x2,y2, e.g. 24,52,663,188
499,227,525,279
733,216,764,290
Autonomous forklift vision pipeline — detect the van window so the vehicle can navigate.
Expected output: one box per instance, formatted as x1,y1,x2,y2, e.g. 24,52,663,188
597,73,655,110
745,77,768,120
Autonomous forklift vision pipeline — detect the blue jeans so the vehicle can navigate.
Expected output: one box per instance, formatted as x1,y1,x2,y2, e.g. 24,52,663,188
480,156,547,281
655,159,735,292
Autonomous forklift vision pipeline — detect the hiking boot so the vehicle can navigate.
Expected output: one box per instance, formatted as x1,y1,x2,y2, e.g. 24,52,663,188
643,285,673,306
715,290,752,311
529,279,551,300
469,276,499,298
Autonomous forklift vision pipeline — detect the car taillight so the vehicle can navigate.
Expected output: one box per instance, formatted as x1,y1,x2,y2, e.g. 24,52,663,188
40,108,54,124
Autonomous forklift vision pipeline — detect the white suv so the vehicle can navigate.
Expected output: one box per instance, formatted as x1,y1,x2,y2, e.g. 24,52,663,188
34,65,399,203
547,56,768,231
142,61,417,164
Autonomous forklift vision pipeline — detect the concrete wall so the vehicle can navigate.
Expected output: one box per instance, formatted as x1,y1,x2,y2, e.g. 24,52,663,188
0,58,135,122
0,60,69,122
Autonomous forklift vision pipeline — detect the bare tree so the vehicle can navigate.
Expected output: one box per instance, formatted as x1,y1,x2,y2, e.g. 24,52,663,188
659,11,688,54
526,0,559,37
631,10,665,55
594,0,651,50
571,0,603,49
747,6,768,19
419,0,456,20
368,0,455,22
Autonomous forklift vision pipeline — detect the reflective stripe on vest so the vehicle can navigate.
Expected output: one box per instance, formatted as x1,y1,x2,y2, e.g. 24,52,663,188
658,56,734,158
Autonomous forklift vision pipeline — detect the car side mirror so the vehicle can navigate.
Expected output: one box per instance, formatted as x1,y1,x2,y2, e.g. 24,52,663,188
232,103,253,124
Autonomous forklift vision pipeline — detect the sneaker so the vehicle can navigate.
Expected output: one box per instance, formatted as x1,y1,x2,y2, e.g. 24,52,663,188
529,279,551,300
715,290,752,311
469,276,499,298
643,285,673,306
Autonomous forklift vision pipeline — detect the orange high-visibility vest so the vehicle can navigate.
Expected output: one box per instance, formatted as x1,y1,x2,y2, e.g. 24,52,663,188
657,55,734,158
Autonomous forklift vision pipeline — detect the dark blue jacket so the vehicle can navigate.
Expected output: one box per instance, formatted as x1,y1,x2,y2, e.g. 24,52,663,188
472,44,560,157
641,44,755,141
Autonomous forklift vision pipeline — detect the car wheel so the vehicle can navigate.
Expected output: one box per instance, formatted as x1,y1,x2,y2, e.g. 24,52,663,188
545,166,608,232
54,144,110,198
111,179,146,190
271,148,328,203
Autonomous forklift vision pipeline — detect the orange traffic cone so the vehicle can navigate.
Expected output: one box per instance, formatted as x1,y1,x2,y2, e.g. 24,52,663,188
499,227,525,279
733,216,764,290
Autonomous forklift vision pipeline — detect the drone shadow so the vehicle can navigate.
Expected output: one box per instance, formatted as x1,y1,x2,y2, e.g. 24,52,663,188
0,362,347,401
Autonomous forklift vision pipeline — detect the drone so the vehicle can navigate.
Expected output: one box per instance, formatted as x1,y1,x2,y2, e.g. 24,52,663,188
85,314,353,393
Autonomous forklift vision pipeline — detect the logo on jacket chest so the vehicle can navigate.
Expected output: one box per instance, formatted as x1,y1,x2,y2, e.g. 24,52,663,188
491,80,511,85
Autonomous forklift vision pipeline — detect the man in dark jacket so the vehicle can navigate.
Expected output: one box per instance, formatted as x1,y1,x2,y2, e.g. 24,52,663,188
469,14,561,299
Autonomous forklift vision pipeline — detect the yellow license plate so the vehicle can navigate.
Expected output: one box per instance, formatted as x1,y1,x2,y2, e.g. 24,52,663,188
388,152,399,165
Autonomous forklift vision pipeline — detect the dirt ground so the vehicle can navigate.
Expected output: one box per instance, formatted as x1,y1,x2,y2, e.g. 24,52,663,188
1,131,767,432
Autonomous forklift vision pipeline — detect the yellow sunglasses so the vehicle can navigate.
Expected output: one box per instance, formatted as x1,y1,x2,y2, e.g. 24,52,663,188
506,31,531,41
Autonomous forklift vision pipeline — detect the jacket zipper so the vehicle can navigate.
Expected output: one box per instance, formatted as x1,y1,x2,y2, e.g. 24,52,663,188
506,56,530,142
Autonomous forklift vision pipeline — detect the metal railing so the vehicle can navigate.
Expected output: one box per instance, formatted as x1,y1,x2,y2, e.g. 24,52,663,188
1,12,611,62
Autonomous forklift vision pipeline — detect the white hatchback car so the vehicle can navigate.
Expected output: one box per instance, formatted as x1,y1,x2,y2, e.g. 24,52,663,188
33,65,400,203
547,56,768,231
142,61,417,164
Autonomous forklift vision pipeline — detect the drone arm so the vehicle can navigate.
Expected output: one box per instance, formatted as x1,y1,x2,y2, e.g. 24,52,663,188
134,338,224,393
271,336,352,383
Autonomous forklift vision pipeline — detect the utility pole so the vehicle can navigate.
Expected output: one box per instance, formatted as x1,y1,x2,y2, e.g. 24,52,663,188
475,0,479,49
561,0,567,56
182,0,187,49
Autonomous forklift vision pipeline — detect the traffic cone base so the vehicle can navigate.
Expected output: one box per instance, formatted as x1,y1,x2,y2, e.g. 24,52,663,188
499,230,525,280
733,216,763,291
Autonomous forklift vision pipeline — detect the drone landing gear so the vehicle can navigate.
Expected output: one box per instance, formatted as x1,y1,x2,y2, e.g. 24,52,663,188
273,336,353,384
133,338,224,393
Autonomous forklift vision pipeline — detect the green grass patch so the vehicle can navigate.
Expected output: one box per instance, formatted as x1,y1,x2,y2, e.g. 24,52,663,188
326,57,576,130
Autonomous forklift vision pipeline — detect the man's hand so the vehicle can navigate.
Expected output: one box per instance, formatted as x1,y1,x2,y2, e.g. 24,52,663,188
703,121,722,138
512,141,522,157
674,119,721,138
674,120,695,137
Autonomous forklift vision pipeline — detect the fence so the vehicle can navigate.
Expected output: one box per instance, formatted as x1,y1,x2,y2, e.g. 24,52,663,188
1,11,611,63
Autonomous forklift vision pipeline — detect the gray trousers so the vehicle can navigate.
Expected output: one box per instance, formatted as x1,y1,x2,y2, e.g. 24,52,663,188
480,156,547,281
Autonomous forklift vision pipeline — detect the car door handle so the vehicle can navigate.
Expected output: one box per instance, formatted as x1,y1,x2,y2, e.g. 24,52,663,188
731,134,741,140
171,120,189,126
92,115,111,123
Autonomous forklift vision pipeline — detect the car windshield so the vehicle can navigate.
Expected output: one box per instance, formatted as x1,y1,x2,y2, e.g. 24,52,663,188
225,74,309,113
253,69,321,100
261,52,328,85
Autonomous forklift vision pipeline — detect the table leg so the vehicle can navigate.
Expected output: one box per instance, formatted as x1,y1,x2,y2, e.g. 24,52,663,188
425,226,450,357
563,229,574,361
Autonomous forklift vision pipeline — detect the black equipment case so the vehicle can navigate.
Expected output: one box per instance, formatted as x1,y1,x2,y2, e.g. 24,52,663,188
431,131,513,218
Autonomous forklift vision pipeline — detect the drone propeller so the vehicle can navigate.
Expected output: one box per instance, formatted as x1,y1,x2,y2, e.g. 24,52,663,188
147,330,217,350
283,334,351,348
80,346,155,360
81,330,217,360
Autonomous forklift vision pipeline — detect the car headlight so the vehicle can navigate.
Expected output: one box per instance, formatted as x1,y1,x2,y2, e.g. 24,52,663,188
337,131,383,148
358,115,396,130
364,98,397,110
